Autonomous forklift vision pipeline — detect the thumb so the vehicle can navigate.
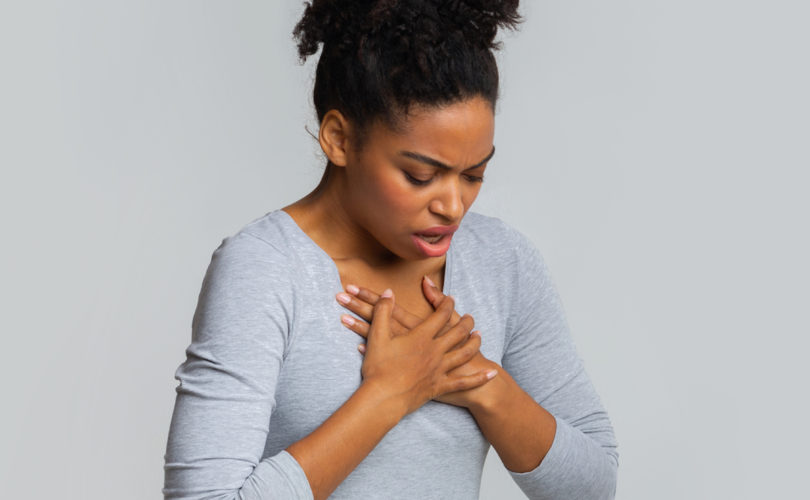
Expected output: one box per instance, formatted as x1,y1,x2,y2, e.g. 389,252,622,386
368,288,395,343
422,275,444,308
423,275,462,326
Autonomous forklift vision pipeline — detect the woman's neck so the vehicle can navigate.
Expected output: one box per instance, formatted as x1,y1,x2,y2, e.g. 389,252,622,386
283,168,446,288
284,168,386,263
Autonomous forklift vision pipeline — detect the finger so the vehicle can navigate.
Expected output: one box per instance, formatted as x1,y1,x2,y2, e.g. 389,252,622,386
450,329,480,351
439,368,498,395
413,294,456,337
336,292,375,322
441,331,481,371
436,313,475,350
340,314,369,339
340,288,410,336
422,275,444,308
422,276,463,326
367,289,395,343
357,343,366,355
347,285,421,329
433,311,463,340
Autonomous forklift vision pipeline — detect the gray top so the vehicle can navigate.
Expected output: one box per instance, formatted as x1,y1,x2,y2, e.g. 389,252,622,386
163,210,618,499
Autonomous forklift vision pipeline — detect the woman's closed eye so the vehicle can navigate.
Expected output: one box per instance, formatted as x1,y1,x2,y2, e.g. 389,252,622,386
403,171,486,186
403,171,432,186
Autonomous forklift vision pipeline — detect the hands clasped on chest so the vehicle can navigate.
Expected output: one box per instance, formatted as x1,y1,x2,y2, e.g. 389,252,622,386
335,275,501,413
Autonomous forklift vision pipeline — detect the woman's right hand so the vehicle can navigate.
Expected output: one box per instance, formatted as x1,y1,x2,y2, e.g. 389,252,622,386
360,289,498,415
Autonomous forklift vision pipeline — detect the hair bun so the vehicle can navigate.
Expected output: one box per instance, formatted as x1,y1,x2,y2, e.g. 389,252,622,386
294,0,521,61
437,0,522,48
293,1,521,140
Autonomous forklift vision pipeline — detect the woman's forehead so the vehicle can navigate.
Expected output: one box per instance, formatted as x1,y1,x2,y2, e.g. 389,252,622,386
371,97,495,154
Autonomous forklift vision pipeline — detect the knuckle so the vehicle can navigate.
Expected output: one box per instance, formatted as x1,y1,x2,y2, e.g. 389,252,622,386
453,377,468,391
452,322,470,340
462,314,474,329
442,295,455,310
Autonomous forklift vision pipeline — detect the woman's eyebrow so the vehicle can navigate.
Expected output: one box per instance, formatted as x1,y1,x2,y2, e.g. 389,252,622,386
398,146,496,171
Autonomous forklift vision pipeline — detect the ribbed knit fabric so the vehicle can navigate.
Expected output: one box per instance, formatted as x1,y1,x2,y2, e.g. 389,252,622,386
163,210,618,499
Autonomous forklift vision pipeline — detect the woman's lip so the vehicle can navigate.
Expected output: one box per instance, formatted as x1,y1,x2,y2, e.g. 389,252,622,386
415,225,459,237
411,233,454,257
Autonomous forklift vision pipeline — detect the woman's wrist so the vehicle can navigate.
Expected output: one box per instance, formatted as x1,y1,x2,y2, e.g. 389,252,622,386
357,378,411,423
464,367,557,473
465,362,511,414
286,376,413,499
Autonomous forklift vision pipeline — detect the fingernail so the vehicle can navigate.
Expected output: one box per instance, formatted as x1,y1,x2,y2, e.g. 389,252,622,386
346,284,360,295
341,314,355,326
423,275,436,288
471,330,480,337
486,369,498,380
336,293,351,305
357,344,366,354
381,288,393,298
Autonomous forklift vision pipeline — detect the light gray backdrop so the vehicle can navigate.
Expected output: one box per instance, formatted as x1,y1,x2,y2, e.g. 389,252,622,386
1,1,808,499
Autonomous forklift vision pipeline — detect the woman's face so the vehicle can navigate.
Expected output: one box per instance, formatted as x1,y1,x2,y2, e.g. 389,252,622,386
341,95,495,262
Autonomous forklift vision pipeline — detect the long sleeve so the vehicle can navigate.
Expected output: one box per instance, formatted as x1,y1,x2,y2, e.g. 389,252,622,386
501,230,619,499
163,232,313,500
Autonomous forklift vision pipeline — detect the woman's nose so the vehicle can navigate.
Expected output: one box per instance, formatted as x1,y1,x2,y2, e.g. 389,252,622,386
429,178,464,222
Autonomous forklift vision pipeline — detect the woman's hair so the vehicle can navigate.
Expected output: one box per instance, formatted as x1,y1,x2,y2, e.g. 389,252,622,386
293,0,521,145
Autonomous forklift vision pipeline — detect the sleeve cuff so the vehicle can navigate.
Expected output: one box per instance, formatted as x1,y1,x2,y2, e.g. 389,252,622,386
251,450,314,500
507,415,617,499
508,414,571,482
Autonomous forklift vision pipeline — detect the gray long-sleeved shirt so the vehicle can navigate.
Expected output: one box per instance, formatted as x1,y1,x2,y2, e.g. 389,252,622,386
163,210,618,499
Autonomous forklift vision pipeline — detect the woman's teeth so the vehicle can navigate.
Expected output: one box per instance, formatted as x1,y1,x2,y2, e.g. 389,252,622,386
418,234,443,244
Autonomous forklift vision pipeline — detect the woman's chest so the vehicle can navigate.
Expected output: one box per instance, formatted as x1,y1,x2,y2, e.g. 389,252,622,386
334,259,446,319
263,288,508,451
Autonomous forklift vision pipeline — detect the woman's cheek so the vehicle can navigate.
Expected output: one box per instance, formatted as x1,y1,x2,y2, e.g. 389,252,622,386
376,178,420,214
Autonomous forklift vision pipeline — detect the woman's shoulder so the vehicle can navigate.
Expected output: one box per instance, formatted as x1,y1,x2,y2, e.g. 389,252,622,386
454,211,549,289
457,211,541,257
205,209,309,276
233,209,300,252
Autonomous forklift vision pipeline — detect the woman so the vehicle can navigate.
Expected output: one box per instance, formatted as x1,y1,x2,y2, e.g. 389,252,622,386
163,1,618,499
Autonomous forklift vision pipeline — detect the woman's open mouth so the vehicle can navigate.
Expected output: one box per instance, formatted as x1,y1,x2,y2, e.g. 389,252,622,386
411,226,458,257
417,234,443,244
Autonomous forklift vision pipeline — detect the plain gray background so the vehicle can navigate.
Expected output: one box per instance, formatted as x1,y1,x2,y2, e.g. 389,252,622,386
1,1,808,499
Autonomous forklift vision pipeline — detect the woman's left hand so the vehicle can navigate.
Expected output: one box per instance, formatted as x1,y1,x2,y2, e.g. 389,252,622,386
336,277,501,409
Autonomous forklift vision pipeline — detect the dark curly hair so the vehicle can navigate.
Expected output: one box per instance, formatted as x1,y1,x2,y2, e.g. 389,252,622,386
293,0,521,146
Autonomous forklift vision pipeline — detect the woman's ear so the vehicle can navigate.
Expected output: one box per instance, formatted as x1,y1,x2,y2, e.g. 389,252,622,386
318,110,353,167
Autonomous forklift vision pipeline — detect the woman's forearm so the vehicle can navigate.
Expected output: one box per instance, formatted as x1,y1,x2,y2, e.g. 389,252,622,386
468,369,557,473
285,380,407,500
287,293,494,499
